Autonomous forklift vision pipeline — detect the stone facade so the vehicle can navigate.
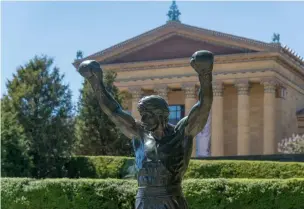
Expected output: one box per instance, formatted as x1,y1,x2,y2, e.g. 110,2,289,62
74,22,304,157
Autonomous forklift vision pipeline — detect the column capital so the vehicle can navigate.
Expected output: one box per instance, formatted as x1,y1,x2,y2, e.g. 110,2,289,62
128,87,143,101
182,83,196,99
154,84,169,100
212,81,224,97
261,78,278,93
235,79,250,95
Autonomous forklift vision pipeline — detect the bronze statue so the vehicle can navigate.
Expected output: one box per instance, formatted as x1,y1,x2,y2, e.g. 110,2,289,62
78,50,213,209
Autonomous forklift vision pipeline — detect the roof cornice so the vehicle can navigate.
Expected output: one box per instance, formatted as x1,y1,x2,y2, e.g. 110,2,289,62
72,21,303,70
102,52,304,75
115,68,304,95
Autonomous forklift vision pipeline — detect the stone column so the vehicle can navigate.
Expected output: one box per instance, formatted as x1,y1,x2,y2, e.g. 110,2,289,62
235,80,250,155
154,84,169,103
211,81,224,156
182,83,197,157
182,83,197,115
275,84,285,152
129,87,143,120
261,79,277,154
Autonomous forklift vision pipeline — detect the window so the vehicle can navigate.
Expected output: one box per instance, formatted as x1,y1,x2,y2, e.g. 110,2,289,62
168,105,185,125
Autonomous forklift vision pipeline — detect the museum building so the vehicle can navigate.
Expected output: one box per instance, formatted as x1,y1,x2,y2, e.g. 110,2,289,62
74,3,304,157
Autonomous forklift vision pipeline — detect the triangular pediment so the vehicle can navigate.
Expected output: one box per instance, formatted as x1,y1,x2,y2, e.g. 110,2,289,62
106,34,256,64
76,22,279,66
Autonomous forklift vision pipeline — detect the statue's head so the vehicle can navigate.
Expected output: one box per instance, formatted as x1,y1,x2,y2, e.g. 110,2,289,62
137,95,169,131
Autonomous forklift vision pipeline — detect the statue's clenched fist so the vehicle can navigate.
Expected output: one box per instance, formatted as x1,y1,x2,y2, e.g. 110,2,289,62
78,60,103,79
190,50,214,75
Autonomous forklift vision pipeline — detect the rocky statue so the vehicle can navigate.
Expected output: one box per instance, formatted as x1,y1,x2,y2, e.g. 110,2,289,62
77,50,214,209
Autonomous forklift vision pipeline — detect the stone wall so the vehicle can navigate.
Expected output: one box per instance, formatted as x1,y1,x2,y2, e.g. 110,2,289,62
282,87,299,139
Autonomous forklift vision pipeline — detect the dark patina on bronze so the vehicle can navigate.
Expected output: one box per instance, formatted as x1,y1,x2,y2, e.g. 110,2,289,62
78,50,214,209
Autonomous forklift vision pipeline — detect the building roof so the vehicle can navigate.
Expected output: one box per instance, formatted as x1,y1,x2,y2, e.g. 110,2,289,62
73,21,304,70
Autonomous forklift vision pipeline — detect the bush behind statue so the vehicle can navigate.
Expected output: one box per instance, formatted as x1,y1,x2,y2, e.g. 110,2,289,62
278,134,304,154
2,178,304,209
65,156,304,179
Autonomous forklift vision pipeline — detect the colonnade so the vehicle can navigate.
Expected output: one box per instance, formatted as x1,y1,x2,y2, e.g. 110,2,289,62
211,78,283,156
128,78,284,156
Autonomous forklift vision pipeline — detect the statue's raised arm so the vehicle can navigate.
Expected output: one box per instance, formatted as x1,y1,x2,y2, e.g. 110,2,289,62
77,60,140,139
183,50,214,138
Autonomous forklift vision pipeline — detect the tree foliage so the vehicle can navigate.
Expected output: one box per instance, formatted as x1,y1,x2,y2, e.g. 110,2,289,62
75,70,133,156
1,55,75,178
1,98,32,177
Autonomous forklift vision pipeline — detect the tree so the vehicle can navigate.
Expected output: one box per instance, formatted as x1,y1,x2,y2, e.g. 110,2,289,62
1,97,32,177
75,70,133,156
2,55,75,178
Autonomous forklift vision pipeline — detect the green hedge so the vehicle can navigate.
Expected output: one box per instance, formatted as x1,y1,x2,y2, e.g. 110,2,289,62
184,160,304,179
65,156,133,179
2,178,304,209
65,156,304,179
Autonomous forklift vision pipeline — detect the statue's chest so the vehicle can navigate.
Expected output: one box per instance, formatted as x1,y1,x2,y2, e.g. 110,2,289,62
142,133,160,161
133,132,184,169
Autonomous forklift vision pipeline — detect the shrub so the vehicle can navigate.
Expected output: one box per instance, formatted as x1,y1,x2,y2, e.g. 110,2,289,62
185,160,304,179
66,156,304,179
65,156,134,179
278,134,304,154
1,107,32,177
2,178,304,209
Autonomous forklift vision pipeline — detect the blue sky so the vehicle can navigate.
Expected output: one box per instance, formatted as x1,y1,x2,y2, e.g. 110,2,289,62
2,1,304,104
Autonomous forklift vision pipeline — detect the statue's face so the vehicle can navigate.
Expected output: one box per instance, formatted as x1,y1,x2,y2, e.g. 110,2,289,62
140,110,159,131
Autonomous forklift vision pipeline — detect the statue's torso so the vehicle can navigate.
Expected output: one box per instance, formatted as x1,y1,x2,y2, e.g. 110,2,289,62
132,119,192,209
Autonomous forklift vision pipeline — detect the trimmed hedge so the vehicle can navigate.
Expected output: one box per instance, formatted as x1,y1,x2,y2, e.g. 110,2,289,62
184,160,304,179
65,156,132,179
65,156,304,179
2,178,304,209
